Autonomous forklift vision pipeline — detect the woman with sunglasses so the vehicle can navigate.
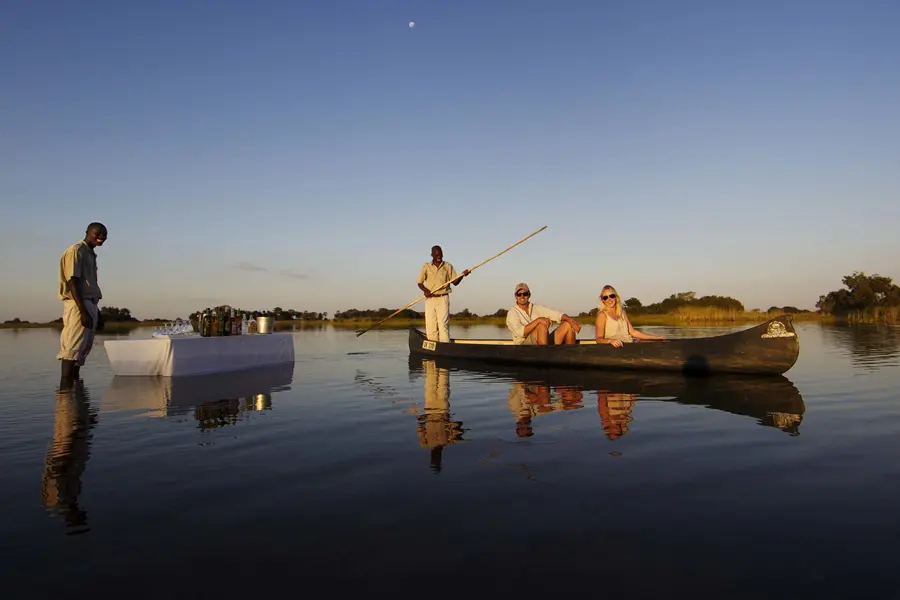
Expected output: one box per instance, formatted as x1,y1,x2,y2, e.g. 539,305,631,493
595,285,665,348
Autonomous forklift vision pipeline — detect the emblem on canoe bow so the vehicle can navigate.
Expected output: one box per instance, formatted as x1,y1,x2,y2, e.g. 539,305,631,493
761,321,795,339
422,340,437,351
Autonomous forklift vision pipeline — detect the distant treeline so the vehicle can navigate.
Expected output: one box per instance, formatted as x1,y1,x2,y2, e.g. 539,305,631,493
5,272,897,326
816,272,900,323
47,306,141,324
332,292,784,322
331,307,509,320
574,291,749,318
188,306,328,322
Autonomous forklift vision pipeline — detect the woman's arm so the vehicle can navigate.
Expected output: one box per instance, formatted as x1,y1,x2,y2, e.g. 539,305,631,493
626,316,666,340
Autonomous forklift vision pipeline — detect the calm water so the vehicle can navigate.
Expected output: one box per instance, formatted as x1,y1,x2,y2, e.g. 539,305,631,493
1,322,899,595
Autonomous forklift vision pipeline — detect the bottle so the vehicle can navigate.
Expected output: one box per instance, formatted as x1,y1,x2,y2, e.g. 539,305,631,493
222,308,230,336
201,309,211,337
241,312,249,335
248,312,258,334
232,308,240,335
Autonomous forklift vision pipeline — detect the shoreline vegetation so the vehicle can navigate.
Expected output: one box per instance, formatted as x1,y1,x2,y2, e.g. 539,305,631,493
5,308,898,331
5,271,897,330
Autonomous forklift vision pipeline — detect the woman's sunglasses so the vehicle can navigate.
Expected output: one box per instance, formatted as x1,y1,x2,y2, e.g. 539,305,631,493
601,293,617,301
516,291,531,297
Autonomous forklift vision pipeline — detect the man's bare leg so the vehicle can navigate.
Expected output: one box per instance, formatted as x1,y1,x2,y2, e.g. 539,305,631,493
553,321,577,345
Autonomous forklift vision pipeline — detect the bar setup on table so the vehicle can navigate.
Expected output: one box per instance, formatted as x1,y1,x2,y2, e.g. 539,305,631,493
104,309,295,377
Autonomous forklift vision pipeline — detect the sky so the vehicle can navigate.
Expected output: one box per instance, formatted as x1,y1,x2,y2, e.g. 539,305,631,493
2,0,899,322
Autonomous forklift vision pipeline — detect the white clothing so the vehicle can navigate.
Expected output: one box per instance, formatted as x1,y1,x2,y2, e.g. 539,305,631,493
601,310,633,343
506,303,563,345
424,295,451,342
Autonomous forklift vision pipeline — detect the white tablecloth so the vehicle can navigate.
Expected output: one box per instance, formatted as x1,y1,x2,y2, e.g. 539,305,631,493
104,333,295,376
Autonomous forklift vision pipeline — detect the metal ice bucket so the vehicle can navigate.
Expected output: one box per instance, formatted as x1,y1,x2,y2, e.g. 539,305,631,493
256,316,274,334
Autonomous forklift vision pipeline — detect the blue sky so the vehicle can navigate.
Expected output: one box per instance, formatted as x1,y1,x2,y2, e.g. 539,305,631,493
2,0,898,322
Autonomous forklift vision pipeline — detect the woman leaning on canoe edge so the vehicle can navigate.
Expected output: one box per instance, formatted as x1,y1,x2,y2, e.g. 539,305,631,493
595,285,667,348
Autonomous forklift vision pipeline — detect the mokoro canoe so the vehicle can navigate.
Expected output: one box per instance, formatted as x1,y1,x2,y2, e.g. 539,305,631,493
408,315,800,375
408,356,805,435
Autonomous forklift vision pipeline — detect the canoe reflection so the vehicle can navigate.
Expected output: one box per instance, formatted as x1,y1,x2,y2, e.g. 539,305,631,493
41,381,98,535
413,356,805,437
417,359,465,473
101,363,294,429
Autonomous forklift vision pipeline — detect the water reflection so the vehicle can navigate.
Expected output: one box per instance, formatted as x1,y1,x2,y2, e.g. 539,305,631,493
101,363,294,429
596,392,637,440
507,382,584,438
819,324,900,371
419,357,805,437
41,381,98,535
417,359,465,472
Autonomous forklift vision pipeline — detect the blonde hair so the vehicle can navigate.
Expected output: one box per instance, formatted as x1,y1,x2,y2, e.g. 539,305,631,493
600,285,624,317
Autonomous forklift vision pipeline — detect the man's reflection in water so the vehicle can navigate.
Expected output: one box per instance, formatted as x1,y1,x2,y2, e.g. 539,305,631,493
417,360,464,473
41,381,98,535
507,382,584,437
596,392,637,441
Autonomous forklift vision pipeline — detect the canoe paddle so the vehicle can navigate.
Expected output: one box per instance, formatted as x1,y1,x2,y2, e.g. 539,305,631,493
355,225,548,337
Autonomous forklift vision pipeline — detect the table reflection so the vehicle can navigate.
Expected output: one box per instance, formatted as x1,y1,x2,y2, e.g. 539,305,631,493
101,363,294,429
416,359,465,472
41,381,98,535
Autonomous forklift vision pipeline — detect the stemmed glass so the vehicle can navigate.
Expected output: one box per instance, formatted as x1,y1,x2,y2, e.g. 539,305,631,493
153,317,197,337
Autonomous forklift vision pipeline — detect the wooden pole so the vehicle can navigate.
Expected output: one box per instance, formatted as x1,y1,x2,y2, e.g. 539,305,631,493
355,225,548,337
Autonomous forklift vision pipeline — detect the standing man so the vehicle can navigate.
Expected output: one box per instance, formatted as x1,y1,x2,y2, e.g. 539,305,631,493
57,222,107,389
505,282,581,345
417,245,470,342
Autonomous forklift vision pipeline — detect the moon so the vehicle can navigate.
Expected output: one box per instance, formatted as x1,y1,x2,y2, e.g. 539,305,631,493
408,21,415,28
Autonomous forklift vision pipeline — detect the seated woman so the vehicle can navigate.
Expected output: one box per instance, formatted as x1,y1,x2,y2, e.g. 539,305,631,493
595,285,666,348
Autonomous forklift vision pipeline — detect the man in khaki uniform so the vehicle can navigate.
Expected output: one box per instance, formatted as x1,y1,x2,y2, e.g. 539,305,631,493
58,223,107,388
416,245,470,342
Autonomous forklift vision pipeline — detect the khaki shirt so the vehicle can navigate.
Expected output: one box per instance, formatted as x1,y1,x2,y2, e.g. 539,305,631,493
417,261,459,297
58,241,102,301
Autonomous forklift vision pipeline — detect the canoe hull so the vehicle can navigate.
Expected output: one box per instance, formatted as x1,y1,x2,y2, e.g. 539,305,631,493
408,315,800,376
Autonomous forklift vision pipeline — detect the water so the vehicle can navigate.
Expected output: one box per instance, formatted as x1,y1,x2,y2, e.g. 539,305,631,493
1,322,899,595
